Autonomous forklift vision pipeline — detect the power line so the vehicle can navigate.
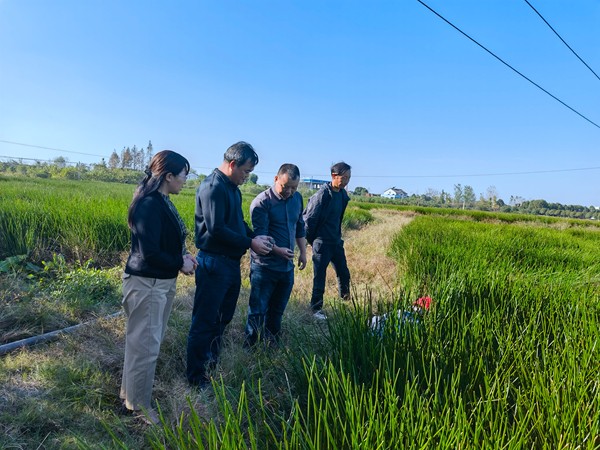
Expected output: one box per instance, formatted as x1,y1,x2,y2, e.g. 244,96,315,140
0,155,94,166
416,0,600,130
0,139,107,158
275,165,600,180
524,0,600,82
301,166,600,179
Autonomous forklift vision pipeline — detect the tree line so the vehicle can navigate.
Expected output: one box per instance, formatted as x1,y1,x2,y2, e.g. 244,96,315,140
351,184,598,220
107,141,154,170
0,141,263,189
0,142,157,184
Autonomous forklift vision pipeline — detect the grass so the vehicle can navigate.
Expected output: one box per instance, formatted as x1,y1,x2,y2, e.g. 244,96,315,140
0,177,204,263
0,177,131,262
383,216,600,447
141,213,598,449
0,255,123,344
342,206,375,230
0,176,371,265
0,204,387,448
1,177,599,448
352,197,600,229
0,177,370,346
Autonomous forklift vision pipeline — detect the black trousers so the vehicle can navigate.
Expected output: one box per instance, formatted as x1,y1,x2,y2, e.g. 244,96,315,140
309,240,350,311
186,251,241,385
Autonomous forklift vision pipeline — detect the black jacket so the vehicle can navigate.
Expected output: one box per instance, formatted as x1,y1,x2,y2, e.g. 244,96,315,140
303,182,350,245
125,191,184,279
194,169,254,259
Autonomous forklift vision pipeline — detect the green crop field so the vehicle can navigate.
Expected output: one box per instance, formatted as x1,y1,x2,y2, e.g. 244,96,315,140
0,176,195,262
0,176,371,264
1,176,598,449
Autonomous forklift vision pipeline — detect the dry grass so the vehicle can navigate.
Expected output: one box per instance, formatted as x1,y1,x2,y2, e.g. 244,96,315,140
344,209,414,290
0,209,413,448
292,209,414,306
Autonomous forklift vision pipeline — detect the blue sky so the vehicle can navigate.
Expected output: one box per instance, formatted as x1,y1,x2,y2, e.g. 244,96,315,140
1,0,599,206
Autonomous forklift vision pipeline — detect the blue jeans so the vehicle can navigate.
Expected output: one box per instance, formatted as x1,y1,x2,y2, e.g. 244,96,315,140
310,240,350,311
186,251,241,385
245,262,294,346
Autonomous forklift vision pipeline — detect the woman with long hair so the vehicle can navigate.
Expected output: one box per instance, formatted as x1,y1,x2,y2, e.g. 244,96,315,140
120,150,196,424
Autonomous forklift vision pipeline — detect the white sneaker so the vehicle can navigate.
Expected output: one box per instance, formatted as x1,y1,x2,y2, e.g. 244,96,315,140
136,408,160,425
313,310,327,320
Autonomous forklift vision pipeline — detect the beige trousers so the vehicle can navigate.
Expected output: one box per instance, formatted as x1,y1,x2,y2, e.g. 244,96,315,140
120,273,177,411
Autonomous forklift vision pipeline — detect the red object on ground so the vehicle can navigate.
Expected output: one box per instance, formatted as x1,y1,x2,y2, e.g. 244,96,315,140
413,296,432,310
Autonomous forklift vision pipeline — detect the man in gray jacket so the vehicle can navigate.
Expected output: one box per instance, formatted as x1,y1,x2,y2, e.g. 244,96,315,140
303,162,351,319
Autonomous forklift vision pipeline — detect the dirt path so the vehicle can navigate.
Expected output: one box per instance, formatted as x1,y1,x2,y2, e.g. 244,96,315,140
293,208,414,300
344,209,414,291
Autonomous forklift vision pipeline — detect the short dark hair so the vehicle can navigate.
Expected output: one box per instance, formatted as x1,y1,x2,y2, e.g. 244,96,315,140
224,141,259,167
331,162,351,175
277,163,300,180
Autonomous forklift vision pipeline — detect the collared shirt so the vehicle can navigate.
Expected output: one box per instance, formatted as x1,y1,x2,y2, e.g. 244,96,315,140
250,187,305,272
194,168,254,259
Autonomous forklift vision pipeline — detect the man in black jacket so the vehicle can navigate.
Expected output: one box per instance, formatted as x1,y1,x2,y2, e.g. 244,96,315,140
186,142,272,387
303,162,351,320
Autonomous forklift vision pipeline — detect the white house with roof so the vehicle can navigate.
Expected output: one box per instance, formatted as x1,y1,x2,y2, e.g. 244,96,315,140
381,187,408,199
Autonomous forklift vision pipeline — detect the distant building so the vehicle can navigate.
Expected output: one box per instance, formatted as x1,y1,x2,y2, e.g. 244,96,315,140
381,187,408,199
300,178,329,190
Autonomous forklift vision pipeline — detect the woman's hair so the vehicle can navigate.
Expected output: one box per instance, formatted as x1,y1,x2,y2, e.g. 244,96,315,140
127,150,190,228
